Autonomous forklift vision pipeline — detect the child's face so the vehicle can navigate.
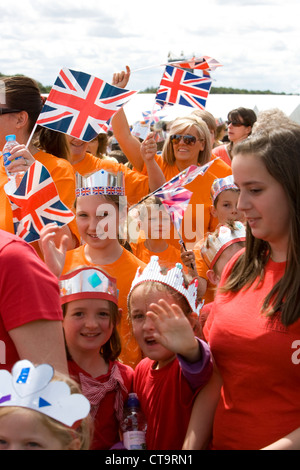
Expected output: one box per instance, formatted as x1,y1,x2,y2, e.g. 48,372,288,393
129,284,176,368
142,205,171,239
76,195,119,247
211,190,245,224
0,409,68,450
63,298,114,355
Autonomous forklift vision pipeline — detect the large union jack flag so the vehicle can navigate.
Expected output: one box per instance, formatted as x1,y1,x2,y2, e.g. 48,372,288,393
155,65,212,109
36,68,137,142
4,161,75,243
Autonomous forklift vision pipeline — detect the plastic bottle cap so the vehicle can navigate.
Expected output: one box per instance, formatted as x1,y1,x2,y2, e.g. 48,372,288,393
5,135,16,141
126,393,140,408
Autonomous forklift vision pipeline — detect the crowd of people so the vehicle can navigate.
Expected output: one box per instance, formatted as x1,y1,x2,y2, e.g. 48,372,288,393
0,67,299,451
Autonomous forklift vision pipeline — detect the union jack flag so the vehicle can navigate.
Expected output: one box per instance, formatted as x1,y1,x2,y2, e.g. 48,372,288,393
36,68,137,142
155,65,212,109
4,161,75,243
92,187,105,195
142,109,165,126
169,56,222,72
154,186,193,234
157,160,215,193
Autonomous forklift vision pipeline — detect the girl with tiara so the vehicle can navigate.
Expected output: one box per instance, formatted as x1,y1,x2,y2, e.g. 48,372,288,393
60,266,134,450
40,169,145,369
127,255,213,450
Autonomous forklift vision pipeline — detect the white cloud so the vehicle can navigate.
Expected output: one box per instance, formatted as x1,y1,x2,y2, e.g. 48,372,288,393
0,0,299,94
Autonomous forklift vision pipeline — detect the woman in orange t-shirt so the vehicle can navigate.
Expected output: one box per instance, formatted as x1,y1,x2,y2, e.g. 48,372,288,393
0,76,79,257
183,125,300,450
111,67,232,250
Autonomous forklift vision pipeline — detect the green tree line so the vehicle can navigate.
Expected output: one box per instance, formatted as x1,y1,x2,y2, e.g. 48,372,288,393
0,73,294,95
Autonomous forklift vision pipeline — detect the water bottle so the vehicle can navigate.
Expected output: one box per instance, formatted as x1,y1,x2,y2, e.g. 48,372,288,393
2,135,22,171
121,393,147,450
2,135,25,188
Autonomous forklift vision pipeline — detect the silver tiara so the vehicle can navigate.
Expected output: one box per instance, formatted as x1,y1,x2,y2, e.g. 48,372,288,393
75,169,125,197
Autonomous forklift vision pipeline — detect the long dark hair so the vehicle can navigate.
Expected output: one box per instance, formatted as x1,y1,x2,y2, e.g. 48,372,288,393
2,76,44,132
221,125,300,326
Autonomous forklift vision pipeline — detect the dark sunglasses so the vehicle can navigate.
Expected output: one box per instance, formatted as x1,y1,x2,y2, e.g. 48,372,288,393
227,120,247,127
0,108,22,115
170,134,201,145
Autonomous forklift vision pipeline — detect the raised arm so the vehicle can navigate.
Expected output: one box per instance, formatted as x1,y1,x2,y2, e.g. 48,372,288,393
111,66,145,172
140,132,165,191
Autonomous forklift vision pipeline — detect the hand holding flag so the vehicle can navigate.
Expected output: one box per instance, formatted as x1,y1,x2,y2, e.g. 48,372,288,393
4,161,75,243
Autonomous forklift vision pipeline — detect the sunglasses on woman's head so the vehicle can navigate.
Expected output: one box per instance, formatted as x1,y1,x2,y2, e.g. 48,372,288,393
0,108,22,115
170,134,201,145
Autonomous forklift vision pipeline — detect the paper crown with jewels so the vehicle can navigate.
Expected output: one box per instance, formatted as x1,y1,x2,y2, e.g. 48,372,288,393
0,360,90,427
128,255,203,316
75,169,125,197
201,221,246,269
210,174,238,203
59,266,119,305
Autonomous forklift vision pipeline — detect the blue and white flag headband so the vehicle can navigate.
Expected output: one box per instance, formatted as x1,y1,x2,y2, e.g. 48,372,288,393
60,266,119,305
128,255,203,316
0,360,90,427
75,169,125,197
210,174,238,203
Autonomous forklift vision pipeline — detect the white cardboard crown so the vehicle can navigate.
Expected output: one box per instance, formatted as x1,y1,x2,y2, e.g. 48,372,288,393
75,169,125,197
0,360,90,427
129,255,203,316
60,267,119,305
201,221,246,268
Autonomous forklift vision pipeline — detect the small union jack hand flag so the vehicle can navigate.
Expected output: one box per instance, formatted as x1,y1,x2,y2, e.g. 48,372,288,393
36,68,138,142
155,65,212,109
154,186,193,235
4,161,75,243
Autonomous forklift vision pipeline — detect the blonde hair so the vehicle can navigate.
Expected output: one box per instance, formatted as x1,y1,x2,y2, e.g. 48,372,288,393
0,372,93,450
162,115,212,166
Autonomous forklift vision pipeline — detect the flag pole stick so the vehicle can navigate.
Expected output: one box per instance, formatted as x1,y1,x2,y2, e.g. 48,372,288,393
25,123,38,149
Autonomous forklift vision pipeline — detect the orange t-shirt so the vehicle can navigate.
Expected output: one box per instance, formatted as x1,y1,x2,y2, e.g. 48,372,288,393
72,152,152,207
131,240,183,268
62,244,145,369
0,150,79,257
145,155,232,249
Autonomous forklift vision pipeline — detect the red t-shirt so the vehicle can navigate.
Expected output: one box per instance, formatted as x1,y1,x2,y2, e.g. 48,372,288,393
68,360,134,450
205,250,300,450
0,230,63,371
133,356,205,450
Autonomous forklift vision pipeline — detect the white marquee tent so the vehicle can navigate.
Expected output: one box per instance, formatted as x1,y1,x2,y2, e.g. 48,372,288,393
122,93,300,126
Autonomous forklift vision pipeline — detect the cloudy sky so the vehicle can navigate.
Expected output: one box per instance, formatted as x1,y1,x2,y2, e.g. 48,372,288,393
1,0,299,95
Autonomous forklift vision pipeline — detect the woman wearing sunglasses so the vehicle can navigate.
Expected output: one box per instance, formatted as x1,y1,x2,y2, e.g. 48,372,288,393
0,75,80,257
111,67,232,250
213,107,257,166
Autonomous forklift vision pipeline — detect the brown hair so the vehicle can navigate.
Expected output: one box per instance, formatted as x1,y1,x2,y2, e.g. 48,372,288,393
62,266,122,362
2,76,44,133
221,126,300,326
